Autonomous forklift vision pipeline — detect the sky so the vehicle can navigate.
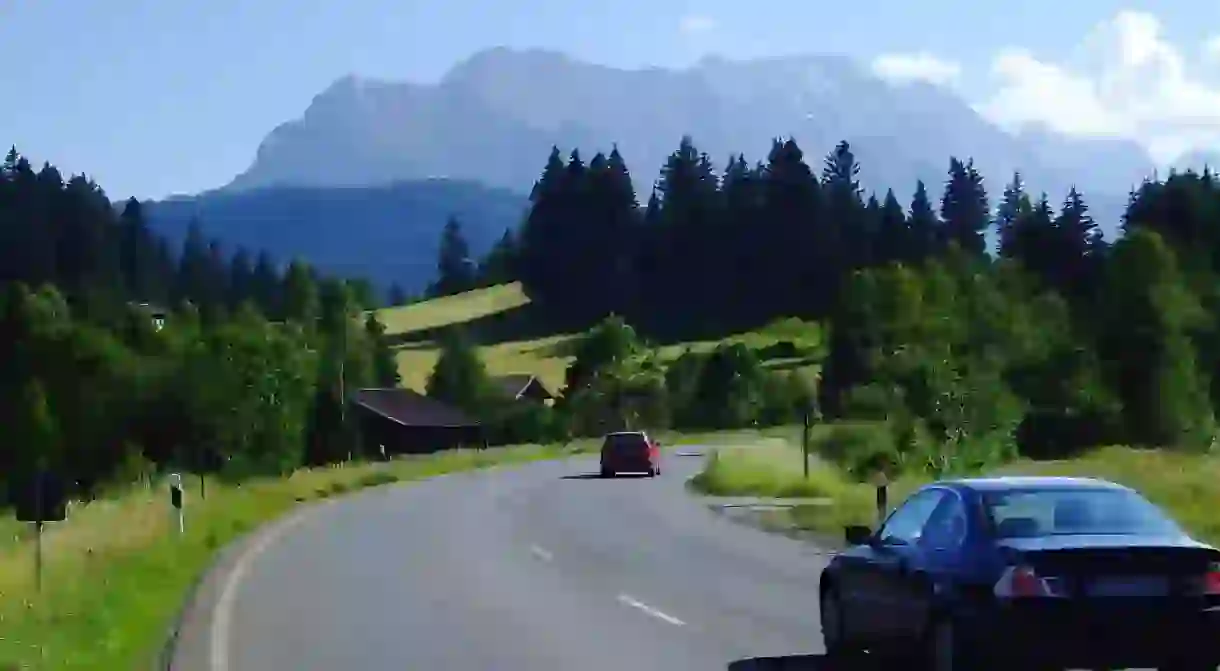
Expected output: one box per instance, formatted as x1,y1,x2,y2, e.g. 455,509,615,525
2,0,1219,201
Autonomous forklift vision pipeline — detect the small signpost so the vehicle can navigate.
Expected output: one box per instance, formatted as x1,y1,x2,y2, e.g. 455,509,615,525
169,473,185,535
15,470,68,592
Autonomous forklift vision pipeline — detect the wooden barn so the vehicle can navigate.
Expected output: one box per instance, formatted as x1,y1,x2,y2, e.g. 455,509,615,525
349,388,484,456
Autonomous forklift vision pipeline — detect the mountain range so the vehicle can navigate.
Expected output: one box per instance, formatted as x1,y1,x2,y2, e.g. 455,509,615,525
149,47,1214,292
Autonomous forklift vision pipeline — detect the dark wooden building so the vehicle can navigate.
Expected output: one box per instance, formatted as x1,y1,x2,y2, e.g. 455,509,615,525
491,374,555,405
349,388,484,456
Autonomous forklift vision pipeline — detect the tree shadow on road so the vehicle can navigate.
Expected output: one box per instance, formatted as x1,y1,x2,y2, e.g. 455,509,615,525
728,653,891,670
559,472,654,480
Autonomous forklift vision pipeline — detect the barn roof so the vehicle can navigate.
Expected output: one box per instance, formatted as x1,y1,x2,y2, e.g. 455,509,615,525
349,388,479,428
490,374,553,400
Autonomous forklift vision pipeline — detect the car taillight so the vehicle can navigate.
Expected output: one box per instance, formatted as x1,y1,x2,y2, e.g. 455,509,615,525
1201,562,1220,595
994,564,1066,599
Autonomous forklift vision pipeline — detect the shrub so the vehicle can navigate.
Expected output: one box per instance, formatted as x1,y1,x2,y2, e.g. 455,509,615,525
817,422,899,480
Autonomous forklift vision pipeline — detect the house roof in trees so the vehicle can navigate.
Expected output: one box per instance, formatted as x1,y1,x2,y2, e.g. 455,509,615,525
128,301,169,317
349,388,479,428
490,374,554,401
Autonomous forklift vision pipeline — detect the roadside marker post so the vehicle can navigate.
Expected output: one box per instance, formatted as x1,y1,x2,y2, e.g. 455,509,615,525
15,470,67,592
872,471,890,526
170,473,185,535
801,410,811,480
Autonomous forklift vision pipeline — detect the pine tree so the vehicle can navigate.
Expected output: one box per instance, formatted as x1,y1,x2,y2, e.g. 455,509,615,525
877,189,909,264
650,136,721,324
250,251,282,318
431,216,475,298
227,248,254,310
821,140,862,196
281,259,319,324
760,138,822,317
939,157,990,256
1053,187,1103,302
118,198,160,302
517,146,568,300
425,328,490,412
176,220,211,305
364,313,401,388
908,180,939,261
1009,194,1057,286
477,228,518,286
995,172,1027,258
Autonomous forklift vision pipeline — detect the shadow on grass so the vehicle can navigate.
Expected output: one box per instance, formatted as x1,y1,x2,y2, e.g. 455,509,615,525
391,340,441,352
728,653,888,670
764,356,821,372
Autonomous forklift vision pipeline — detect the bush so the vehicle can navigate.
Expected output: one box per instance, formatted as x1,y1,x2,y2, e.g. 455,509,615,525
486,401,565,445
817,422,900,481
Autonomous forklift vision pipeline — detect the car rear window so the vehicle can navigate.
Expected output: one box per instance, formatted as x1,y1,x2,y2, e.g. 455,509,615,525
982,487,1182,538
604,434,648,451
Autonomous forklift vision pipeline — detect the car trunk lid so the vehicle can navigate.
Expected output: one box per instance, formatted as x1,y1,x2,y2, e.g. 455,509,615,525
998,535,1220,598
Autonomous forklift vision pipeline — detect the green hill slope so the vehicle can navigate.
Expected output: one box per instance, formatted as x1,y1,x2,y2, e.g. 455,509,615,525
376,282,824,394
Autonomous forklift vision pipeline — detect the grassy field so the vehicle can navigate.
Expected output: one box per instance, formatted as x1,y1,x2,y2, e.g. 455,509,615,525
378,282,579,392
0,440,601,670
377,283,823,393
690,431,1220,546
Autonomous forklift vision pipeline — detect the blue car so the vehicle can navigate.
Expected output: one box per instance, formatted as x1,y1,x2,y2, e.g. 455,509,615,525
818,476,1220,670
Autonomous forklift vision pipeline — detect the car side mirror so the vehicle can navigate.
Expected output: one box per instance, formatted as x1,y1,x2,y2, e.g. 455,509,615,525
844,525,874,546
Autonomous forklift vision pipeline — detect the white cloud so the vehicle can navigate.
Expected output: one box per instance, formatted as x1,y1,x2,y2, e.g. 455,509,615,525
1204,35,1220,62
678,14,716,36
871,52,962,86
975,10,1220,163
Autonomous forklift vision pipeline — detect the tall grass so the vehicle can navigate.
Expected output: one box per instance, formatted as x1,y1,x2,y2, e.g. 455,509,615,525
689,435,1220,546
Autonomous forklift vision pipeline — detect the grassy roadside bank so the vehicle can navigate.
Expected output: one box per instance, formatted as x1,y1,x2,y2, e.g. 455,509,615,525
0,440,600,670
689,429,1220,546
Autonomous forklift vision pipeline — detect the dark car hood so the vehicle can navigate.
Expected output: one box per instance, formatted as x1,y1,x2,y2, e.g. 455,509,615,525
998,534,1214,553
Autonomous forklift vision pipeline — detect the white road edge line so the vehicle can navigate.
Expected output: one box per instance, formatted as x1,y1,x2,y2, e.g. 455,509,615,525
210,501,335,671
616,594,686,626
530,544,554,562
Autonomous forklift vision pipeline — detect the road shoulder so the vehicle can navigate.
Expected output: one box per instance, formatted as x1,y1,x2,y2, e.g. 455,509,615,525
163,497,337,671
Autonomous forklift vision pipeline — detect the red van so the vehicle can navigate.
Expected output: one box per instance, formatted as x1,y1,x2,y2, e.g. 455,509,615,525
599,431,661,478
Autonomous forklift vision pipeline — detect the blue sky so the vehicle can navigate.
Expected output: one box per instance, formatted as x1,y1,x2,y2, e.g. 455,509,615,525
1,0,1217,200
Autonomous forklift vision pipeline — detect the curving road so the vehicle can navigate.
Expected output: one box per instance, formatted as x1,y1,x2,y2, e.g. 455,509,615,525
170,448,849,671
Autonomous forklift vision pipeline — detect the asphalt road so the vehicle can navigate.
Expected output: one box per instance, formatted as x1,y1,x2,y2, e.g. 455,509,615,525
171,449,856,671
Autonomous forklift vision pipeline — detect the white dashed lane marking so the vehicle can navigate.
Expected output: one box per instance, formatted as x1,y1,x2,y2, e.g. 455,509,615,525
616,594,686,626
530,544,554,562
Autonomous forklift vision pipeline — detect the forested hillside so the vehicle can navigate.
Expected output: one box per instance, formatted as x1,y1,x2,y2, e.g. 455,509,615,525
0,147,400,506
502,135,1220,473
144,180,526,294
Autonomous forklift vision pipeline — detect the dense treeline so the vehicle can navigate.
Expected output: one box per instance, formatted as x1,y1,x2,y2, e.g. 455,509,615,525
499,135,1220,474
426,215,519,299
0,147,400,506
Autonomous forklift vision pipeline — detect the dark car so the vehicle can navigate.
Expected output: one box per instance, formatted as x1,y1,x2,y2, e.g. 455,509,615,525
599,431,661,478
818,476,1220,671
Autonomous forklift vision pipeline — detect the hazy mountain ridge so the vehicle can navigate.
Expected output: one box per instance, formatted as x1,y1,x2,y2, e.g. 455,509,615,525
144,179,526,292
163,47,1190,292
227,48,1164,237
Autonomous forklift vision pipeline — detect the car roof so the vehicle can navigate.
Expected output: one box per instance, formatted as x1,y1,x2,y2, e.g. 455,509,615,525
933,475,1130,493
